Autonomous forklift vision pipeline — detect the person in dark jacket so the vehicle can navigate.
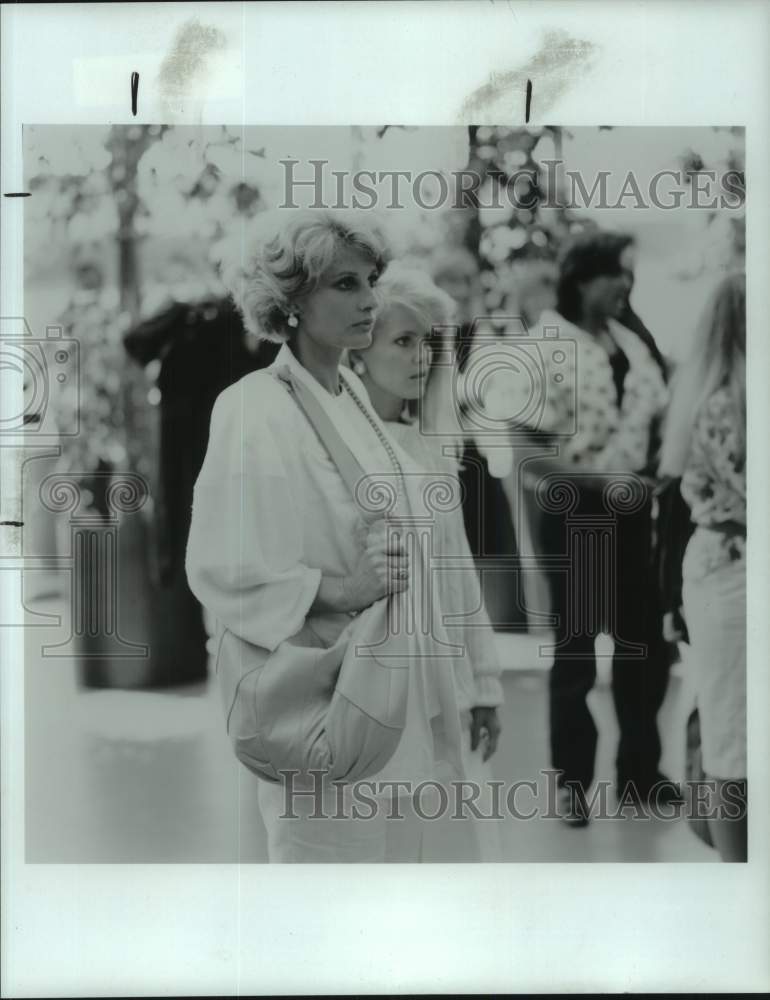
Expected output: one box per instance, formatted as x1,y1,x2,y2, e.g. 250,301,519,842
123,296,273,684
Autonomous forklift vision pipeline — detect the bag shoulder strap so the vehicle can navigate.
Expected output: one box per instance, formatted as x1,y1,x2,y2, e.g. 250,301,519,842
272,366,367,502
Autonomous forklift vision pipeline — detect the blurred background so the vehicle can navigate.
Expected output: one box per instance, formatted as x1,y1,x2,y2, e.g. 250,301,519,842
18,124,744,861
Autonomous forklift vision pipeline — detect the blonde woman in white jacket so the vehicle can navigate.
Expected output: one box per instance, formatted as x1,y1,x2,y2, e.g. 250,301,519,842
187,211,498,862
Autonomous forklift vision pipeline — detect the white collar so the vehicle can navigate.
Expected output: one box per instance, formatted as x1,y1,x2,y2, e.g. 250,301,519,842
269,342,346,402
268,342,419,479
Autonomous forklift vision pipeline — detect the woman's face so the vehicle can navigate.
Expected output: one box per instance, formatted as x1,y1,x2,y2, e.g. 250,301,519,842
363,304,433,402
295,246,380,352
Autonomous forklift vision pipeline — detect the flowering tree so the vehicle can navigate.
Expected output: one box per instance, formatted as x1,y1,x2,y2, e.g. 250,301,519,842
465,125,595,330
25,124,475,501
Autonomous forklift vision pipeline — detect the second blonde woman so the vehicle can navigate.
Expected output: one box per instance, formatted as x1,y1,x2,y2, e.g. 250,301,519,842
350,262,505,861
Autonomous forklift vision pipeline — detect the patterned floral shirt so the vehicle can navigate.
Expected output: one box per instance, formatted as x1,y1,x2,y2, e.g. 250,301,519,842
681,386,746,573
481,309,668,474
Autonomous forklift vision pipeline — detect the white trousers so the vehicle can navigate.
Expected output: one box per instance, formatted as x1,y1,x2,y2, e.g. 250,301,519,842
256,716,503,863
682,532,746,780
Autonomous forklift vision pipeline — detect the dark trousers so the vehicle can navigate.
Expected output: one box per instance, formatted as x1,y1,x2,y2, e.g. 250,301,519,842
459,442,527,631
539,487,671,792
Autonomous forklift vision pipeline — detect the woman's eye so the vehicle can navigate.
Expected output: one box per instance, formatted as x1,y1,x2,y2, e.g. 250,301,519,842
368,274,379,287
336,277,356,290
395,337,411,347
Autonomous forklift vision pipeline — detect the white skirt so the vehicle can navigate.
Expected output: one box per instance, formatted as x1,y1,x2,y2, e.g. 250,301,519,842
682,529,746,780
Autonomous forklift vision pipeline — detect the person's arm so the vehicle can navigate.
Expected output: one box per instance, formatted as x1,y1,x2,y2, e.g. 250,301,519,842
449,525,505,709
458,575,503,762
695,390,746,502
434,468,503,760
186,381,323,652
186,381,412,645
514,427,617,491
311,575,356,614
654,478,694,642
311,531,410,614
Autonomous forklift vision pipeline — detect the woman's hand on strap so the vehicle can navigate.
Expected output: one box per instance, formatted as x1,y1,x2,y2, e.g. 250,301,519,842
343,518,410,612
311,518,409,615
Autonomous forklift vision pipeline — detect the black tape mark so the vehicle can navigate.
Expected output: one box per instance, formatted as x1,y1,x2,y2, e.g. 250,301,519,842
0,521,24,527
131,72,140,116
4,192,31,198
525,79,533,123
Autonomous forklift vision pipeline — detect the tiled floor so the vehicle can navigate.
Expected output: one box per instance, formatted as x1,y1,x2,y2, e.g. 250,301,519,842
23,589,716,863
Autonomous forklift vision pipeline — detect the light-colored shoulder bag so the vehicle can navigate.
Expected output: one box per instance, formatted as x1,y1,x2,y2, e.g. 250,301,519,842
215,366,409,785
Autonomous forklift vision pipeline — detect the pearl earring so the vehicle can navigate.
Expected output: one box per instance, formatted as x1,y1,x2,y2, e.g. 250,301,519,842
287,313,299,329
351,357,366,375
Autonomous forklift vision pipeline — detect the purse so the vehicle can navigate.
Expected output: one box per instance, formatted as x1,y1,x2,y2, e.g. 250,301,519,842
215,365,410,785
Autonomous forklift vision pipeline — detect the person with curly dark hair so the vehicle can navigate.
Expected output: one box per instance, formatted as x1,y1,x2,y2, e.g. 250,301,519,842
495,230,679,825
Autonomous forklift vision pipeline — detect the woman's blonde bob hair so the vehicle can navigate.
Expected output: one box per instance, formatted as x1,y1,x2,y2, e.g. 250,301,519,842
372,261,458,332
220,208,392,342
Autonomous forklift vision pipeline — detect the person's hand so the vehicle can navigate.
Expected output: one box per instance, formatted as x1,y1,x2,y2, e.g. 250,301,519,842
663,608,689,645
637,473,660,496
343,518,410,612
470,706,501,762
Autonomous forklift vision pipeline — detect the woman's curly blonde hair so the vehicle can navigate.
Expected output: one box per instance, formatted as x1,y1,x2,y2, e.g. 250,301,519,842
219,208,393,342
371,261,458,333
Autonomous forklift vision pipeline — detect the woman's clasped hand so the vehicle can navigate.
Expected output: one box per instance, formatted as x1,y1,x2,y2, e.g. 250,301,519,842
342,517,410,612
